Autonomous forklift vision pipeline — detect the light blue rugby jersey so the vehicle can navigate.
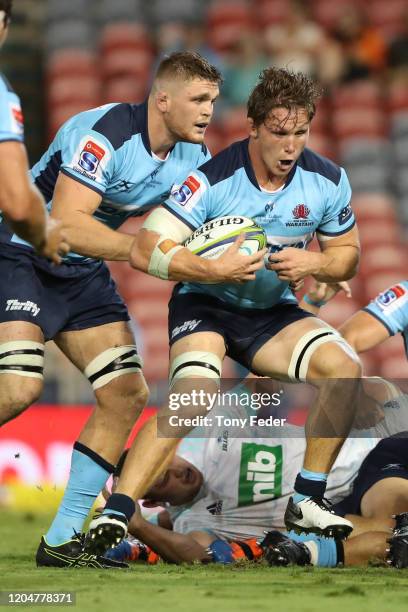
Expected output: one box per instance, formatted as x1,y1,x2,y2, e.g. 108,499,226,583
163,138,355,309
363,281,408,358
0,101,210,260
0,73,24,143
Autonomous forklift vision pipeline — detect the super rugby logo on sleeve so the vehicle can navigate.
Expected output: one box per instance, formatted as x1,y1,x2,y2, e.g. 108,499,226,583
376,284,408,313
79,140,105,174
338,203,353,225
170,174,206,212
9,103,24,136
71,136,111,182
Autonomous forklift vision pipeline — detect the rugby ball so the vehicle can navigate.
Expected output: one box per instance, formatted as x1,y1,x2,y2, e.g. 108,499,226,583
183,216,266,259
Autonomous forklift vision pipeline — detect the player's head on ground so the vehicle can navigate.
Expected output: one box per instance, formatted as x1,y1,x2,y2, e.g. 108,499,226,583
247,67,323,181
150,51,222,145
142,454,203,506
0,0,12,48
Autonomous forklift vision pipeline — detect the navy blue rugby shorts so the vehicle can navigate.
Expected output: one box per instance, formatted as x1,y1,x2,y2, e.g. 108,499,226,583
0,243,129,341
333,434,408,516
168,288,314,371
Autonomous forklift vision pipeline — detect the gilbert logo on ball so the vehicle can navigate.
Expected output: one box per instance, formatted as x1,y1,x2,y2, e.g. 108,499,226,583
184,216,266,260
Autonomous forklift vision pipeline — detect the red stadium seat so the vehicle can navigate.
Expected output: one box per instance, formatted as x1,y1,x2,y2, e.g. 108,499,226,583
206,0,255,51
100,22,153,54
253,0,289,27
103,77,148,104
318,296,360,329
46,49,98,78
352,193,398,220
332,108,387,140
388,82,408,114
102,49,152,80
47,75,100,106
369,0,407,38
331,81,383,110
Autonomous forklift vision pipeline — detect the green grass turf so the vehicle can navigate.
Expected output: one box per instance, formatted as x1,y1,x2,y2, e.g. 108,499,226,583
0,511,407,612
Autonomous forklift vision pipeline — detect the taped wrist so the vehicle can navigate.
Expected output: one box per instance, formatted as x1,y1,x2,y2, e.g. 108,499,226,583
148,237,183,280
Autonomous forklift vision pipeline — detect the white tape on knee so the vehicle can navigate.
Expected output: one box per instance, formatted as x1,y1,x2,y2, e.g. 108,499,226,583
0,340,44,379
148,237,183,280
85,345,143,390
288,328,341,382
169,351,222,387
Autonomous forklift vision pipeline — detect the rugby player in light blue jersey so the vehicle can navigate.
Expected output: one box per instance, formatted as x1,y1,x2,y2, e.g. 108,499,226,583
0,50,264,569
339,281,408,359
94,66,363,552
0,0,66,262
300,279,408,359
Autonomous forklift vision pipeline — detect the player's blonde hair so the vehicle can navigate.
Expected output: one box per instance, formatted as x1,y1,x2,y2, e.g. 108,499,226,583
155,51,223,85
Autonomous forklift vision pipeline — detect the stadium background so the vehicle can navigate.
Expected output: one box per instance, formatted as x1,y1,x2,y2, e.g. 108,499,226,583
0,0,408,508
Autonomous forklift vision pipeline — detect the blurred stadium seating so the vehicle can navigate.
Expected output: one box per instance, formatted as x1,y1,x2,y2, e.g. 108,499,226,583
3,0,407,400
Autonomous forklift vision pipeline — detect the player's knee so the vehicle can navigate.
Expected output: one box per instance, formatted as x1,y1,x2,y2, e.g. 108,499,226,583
0,378,43,425
97,375,149,422
314,342,362,379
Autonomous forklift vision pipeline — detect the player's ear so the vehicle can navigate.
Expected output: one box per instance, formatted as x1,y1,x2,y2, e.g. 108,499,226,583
155,88,170,113
248,117,258,139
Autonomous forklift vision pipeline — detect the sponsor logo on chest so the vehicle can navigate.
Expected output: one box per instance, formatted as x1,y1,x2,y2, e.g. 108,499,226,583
238,443,282,506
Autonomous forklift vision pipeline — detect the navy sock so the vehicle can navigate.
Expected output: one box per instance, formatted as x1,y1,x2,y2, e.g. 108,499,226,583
293,468,328,503
103,493,135,521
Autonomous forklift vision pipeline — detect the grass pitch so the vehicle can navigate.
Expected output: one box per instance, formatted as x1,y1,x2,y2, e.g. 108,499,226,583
0,511,407,612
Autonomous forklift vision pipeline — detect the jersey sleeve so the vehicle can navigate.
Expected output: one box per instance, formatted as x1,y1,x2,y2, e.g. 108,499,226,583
59,125,116,196
316,168,355,237
163,169,213,230
0,79,24,143
363,282,408,336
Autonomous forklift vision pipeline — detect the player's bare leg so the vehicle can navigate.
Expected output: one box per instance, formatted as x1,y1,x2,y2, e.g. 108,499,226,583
252,316,361,538
361,478,408,519
86,331,225,555
0,321,44,425
36,321,148,567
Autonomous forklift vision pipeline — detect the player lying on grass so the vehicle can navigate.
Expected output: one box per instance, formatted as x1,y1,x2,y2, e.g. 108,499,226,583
102,379,408,568
103,438,408,569
92,66,364,555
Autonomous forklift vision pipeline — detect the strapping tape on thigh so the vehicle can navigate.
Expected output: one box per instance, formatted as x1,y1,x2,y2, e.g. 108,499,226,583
85,345,143,390
0,340,44,378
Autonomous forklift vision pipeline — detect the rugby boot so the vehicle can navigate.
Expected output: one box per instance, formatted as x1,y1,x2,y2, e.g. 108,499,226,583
284,496,353,539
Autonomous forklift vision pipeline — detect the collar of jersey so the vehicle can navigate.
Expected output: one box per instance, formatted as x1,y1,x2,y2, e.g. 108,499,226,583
137,99,175,159
242,138,297,192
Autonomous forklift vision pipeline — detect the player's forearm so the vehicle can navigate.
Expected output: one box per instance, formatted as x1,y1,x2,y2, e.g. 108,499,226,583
128,517,210,563
312,246,360,282
52,211,135,260
130,229,219,282
3,184,47,250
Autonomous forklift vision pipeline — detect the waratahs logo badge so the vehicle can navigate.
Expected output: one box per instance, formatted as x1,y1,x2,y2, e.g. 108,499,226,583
286,204,313,227
292,204,310,219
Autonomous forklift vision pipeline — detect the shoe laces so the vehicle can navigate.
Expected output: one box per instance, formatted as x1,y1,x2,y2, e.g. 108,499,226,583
308,496,335,514
72,529,86,546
